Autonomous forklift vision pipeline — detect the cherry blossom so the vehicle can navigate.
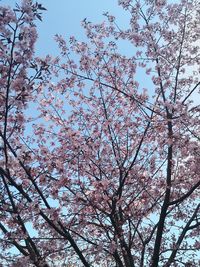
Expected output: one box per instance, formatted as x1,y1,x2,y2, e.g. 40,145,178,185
0,0,200,266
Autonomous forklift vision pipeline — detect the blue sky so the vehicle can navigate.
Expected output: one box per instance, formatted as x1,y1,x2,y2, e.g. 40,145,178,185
2,0,129,56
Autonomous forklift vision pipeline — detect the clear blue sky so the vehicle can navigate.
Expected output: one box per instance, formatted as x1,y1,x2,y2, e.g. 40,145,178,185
2,0,129,56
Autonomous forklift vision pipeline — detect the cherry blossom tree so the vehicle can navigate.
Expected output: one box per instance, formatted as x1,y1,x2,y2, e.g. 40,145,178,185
0,0,200,266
